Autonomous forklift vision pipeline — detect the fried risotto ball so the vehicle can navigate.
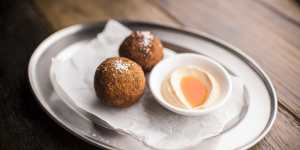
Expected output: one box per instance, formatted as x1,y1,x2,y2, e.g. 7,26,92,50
94,57,145,107
119,31,164,72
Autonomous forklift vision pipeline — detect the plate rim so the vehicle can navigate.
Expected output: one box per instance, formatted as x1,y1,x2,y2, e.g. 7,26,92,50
28,21,277,150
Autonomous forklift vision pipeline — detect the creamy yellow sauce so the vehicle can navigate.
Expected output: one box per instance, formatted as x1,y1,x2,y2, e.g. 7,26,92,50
161,66,221,109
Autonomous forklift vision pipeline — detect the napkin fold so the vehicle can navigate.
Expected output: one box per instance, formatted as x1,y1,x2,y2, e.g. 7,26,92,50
50,20,247,150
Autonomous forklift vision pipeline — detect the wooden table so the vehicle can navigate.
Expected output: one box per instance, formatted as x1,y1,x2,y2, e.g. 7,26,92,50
0,0,299,149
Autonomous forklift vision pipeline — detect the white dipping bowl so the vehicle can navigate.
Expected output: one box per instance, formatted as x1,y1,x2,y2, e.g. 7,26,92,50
149,53,232,116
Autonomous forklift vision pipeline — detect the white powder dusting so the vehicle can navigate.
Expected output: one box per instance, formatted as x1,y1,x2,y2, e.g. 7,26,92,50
113,59,131,72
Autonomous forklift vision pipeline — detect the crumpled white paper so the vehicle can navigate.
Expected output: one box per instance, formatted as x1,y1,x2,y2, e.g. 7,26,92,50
50,20,246,150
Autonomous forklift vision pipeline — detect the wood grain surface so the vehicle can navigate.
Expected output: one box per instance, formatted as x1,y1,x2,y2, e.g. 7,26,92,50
0,0,96,150
34,0,181,29
0,0,299,149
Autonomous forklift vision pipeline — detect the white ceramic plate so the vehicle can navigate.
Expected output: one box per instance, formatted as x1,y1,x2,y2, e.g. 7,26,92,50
28,21,277,150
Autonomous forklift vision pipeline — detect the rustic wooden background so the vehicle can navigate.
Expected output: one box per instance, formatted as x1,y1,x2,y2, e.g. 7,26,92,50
0,0,299,149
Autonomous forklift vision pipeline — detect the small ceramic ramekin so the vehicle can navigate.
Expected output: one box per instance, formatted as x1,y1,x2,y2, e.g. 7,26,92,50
149,53,232,116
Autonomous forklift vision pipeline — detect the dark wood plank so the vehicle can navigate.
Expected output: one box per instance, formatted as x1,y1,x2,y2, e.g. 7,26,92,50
0,0,99,150
250,103,300,150
31,0,300,149
34,0,181,30
154,0,300,118
258,0,300,25
153,0,300,149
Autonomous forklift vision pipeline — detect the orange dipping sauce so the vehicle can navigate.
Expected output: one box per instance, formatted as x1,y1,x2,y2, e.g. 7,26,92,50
180,76,208,107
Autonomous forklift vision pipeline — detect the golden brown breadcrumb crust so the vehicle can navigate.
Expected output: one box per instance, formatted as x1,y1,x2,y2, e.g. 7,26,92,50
94,57,145,107
119,31,163,72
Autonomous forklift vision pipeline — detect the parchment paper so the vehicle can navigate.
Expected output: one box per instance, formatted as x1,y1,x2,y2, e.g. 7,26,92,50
50,20,246,150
